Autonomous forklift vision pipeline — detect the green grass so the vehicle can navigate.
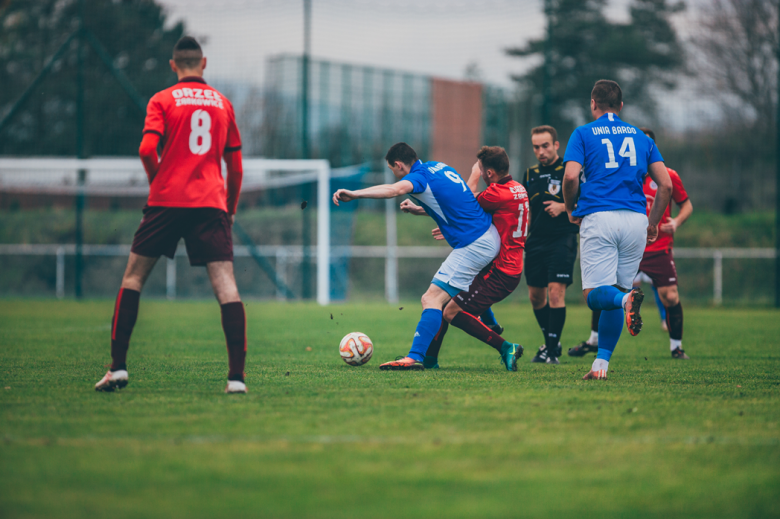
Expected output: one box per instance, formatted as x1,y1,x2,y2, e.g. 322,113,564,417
1,300,779,518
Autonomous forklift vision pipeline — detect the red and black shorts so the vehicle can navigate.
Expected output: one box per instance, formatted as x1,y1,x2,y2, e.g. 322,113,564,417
637,249,678,288
453,263,521,316
131,205,233,266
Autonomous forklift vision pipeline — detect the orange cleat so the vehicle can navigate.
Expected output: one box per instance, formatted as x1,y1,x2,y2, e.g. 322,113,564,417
582,369,608,381
379,356,424,371
624,288,644,336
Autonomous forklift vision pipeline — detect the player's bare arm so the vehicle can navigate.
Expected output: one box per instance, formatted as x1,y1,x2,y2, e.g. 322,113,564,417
332,180,413,206
466,161,482,195
400,199,427,216
660,199,692,234
562,161,582,225
646,162,673,243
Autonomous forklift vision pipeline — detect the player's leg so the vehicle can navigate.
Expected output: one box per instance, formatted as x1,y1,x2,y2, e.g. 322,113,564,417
444,267,523,371
423,318,449,369
657,285,686,358
580,211,646,380
544,282,567,364
525,244,550,348
542,234,576,363
652,285,667,329
186,208,247,392
96,206,181,392
569,308,600,356
479,307,503,335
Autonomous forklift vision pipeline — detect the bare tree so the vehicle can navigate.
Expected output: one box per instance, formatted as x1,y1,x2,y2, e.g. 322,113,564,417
692,0,778,131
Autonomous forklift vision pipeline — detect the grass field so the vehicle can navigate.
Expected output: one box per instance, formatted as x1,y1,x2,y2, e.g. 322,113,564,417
1,300,778,518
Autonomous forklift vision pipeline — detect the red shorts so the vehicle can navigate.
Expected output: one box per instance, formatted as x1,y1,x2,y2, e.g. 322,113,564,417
131,206,233,266
638,249,678,288
453,263,521,316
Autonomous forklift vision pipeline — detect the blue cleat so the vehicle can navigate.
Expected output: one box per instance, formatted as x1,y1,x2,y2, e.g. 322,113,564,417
499,342,523,372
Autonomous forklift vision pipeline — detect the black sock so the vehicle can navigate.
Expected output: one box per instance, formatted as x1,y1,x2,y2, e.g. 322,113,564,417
666,302,683,341
533,304,550,343
591,309,601,332
546,307,566,357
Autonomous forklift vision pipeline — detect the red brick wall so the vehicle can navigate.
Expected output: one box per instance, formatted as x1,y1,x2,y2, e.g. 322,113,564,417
430,78,483,178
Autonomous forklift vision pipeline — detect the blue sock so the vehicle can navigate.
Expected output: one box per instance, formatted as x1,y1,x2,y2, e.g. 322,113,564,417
652,286,666,321
596,308,624,361
480,307,498,327
587,286,625,311
408,308,444,362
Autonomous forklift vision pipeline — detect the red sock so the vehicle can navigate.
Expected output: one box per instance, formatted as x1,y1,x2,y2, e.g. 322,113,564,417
221,302,246,381
425,319,449,359
451,311,506,351
110,288,140,370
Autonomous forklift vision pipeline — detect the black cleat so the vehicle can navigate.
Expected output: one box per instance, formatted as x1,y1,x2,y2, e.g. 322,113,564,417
531,346,548,363
568,341,598,357
671,347,690,360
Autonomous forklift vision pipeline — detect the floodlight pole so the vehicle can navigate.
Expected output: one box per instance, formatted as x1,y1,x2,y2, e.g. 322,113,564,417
541,0,553,124
775,4,780,308
75,0,86,300
301,0,312,299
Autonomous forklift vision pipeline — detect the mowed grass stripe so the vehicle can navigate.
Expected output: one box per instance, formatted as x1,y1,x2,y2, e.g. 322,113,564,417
0,300,778,518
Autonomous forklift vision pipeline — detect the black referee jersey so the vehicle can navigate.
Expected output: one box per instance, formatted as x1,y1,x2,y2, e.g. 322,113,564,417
521,157,579,245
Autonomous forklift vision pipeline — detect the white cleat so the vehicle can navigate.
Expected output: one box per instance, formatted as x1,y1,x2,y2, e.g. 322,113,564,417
95,370,128,392
225,380,247,394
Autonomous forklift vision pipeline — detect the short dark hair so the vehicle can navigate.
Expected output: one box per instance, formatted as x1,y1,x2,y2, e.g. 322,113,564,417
477,146,509,176
385,142,418,167
591,80,622,110
640,127,656,142
531,125,558,143
173,36,203,69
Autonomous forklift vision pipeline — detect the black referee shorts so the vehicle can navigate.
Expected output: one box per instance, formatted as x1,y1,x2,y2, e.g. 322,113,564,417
524,233,578,288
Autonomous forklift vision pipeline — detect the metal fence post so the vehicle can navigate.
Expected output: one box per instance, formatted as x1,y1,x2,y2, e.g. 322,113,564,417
276,248,288,301
166,256,176,300
56,246,65,299
316,161,331,305
713,250,723,305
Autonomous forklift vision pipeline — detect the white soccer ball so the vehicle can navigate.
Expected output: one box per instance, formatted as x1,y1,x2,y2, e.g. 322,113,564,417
339,332,373,366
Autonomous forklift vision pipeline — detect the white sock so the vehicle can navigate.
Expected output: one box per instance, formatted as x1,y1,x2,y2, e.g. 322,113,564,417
670,339,682,351
592,358,609,372
587,331,599,346
621,292,630,308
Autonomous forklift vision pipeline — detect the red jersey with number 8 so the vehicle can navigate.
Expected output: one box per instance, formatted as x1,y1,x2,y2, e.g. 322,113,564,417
476,176,529,276
142,77,241,212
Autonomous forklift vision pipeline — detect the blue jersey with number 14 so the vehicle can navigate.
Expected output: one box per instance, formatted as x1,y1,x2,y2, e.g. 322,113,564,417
404,160,491,249
564,112,664,218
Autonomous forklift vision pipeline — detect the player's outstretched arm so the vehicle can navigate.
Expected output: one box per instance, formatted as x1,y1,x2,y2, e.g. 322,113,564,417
647,162,673,242
562,161,582,225
466,161,482,195
332,180,414,206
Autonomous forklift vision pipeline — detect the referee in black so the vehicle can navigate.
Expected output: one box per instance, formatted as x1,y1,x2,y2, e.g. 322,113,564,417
522,126,579,364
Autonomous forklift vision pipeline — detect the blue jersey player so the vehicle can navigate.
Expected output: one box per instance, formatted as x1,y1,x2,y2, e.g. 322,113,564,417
562,80,672,380
332,143,501,370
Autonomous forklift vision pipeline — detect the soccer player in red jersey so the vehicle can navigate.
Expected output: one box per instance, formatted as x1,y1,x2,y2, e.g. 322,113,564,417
420,146,529,371
570,128,692,360
95,37,248,393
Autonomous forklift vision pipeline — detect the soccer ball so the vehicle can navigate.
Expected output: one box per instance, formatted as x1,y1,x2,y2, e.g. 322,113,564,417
339,332,373,366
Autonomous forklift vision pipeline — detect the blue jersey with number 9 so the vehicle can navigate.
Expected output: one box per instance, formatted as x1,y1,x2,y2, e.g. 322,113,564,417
403,160,491,249
564,112,664,218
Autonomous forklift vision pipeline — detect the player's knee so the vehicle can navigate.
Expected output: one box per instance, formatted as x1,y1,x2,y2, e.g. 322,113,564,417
528,291,546,309
442,303,459,323
660,287,679,306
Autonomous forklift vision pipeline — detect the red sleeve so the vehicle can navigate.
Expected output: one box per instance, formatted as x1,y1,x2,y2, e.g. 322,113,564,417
224,101,242,153
138,132,160,183
668,169,689,205
476,185,502,213
142,94,165,138
225,149,243,215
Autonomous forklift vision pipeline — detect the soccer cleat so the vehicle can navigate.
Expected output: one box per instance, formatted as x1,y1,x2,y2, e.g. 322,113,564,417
568,341,598,357
546,356,560,365
379,356,424,371
95,369,128,392
225,380,248,393
671,347,690,360
487,323,504,335
423,356,440,369
582,369,608,380
624,288,644,336
499,343,523,371
531,345,548,363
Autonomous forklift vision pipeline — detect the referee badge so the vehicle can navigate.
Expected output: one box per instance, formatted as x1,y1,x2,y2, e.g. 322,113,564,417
548,179,561,196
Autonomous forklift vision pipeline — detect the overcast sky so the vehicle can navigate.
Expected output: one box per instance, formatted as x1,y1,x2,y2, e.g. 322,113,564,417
156,0,709,129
